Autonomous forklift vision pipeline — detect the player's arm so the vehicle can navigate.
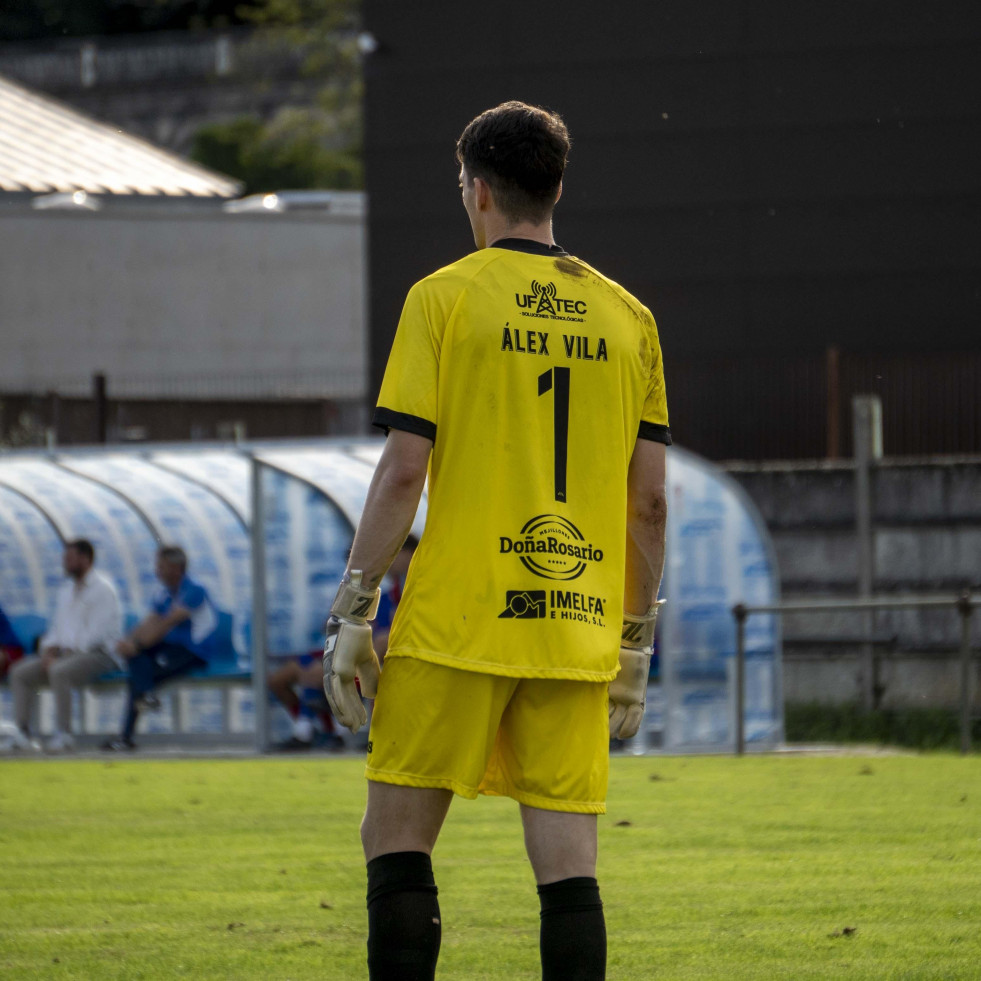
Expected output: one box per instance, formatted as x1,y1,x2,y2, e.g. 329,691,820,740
610,438,667,739
347,430,432,589
324,429,432,732
624,439,667,613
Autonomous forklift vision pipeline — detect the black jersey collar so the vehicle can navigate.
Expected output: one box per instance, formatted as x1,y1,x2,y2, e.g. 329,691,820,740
490,237,569,257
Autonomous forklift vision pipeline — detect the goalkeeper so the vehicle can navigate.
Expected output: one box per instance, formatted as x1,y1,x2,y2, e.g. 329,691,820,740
324,100,669,981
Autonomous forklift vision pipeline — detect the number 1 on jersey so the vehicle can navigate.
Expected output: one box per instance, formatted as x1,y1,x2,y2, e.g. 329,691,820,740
538,367,570,502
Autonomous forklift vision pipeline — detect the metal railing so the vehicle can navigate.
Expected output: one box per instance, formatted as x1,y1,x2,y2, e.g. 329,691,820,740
733,593,978,755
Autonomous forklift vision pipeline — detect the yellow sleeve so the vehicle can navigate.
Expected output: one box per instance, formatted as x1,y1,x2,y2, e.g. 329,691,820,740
639,314,671,444
373,280,442,441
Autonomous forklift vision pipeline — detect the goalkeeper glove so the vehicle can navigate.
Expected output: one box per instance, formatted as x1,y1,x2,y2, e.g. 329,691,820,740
323,572,381,733
608,600,664,740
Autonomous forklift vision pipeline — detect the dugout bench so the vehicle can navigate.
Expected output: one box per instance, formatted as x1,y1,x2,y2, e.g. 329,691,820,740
1,611,256,746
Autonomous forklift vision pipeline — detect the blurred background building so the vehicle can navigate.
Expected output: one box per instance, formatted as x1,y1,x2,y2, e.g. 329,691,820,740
363,0,981,461
0,0,978,723
1,0,978,460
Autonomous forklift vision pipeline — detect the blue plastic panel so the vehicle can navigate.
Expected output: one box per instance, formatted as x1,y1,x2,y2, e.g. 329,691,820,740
0,484,65,643
259,465,351,657
661,446,782,750
257,446,428,541
151,451,251,525
0,459,157,619
61,455,251,663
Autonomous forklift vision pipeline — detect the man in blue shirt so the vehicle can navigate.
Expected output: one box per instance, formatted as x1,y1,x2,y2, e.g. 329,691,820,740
102,545,217,751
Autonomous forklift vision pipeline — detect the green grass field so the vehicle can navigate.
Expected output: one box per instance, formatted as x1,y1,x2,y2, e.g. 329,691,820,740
1,754,979,980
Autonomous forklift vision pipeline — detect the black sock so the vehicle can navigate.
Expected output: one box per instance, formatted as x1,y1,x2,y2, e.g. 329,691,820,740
538,876,606,981
366,851,441,981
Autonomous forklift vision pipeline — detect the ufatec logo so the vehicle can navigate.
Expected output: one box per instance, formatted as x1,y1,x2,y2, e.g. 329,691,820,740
499,514,603,581
515,280,587,321
498,590,547,619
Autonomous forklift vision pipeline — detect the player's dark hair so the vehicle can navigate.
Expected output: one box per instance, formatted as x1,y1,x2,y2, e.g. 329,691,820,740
157,545,188,571
66,538,95,562
456,101,570,225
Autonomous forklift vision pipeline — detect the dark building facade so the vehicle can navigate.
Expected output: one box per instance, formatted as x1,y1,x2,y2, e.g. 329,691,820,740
363,0,981,459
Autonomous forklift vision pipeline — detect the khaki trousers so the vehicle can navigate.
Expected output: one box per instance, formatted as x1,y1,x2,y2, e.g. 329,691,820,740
9,649,116,734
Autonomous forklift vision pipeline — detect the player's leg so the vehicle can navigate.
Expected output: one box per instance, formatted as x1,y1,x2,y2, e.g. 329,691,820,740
116,645,202,745
522,805,606,981
269,657,319,747
521,805,598,883
116,650,155,745
8,655,46,741
361,781,453,861
361,658,513,981
267,658,302,713
481,677,610,981
361,782,451,981
47,649,113,745
298,657,338,742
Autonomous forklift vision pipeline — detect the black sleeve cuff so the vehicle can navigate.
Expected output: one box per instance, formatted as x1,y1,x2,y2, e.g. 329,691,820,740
638,421,672,445
372,407,437,442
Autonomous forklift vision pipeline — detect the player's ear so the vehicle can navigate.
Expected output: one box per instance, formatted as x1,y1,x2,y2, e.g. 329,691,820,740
554,180,563,205
474,176,493,212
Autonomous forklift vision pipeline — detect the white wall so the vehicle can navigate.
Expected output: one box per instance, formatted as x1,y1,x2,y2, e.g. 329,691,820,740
0,199,366,399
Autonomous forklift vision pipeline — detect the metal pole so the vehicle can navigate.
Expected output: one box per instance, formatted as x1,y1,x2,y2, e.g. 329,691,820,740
853,396,882,710
250,455,270,753
734,603,747,756
958,592,973,755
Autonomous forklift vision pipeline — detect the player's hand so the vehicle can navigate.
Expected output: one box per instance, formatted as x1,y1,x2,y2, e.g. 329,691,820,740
322,617,380,733
322,573,382,734
608,646,651,739
609,601,664,740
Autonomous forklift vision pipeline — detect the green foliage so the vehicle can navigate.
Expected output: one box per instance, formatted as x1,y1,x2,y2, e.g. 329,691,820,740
0,1,248,41
191,0,363,191
0,404,46,448
191,111,361,192
1,755,979,979
786,701,981,750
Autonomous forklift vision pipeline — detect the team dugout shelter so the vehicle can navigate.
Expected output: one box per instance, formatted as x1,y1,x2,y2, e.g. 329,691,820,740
0,441,782,751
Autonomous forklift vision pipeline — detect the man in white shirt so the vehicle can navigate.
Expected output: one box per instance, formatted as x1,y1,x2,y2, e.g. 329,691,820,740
8,538,122,753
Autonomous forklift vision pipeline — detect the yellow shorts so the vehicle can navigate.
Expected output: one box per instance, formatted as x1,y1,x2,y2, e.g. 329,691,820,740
365,656,610,814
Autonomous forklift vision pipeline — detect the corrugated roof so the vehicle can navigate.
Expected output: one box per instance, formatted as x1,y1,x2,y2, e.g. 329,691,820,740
0,73,241,198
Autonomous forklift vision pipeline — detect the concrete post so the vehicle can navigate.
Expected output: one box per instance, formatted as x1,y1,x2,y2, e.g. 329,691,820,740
853,396,882,711
826,346,840,459
959,592,974,755
250,455,270,753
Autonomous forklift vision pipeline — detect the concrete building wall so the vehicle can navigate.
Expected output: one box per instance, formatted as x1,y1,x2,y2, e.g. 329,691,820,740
725,458,981,709
0,201,366,401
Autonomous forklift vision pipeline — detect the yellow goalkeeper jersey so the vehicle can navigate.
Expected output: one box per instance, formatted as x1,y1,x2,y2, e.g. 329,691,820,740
374,238,670,681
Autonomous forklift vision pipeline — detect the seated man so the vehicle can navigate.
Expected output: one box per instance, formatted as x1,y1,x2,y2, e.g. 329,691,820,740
102,544,218,752
0,602,22,678
7,539,122,753
267,536,416,751
267,648,342,751
1,601,26,744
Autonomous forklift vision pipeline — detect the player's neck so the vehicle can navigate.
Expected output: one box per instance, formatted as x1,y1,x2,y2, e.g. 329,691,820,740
485,217,555,249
